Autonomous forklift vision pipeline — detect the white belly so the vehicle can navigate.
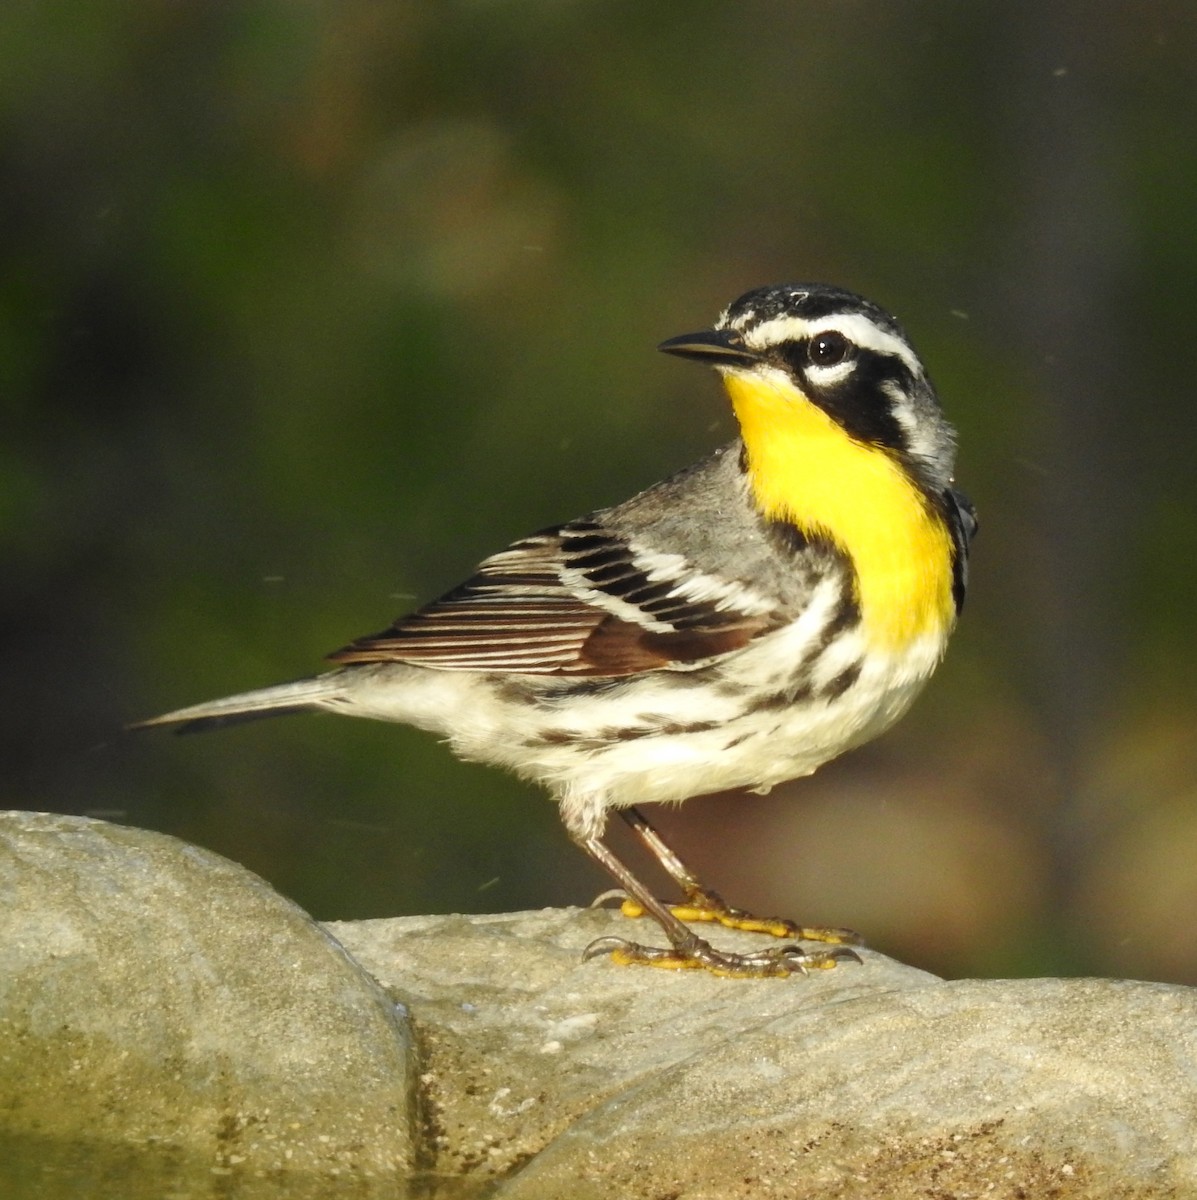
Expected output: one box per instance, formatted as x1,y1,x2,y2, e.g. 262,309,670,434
325,621,949,840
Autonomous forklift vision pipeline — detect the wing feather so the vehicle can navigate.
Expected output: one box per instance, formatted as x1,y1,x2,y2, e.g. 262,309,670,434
327,523,780,676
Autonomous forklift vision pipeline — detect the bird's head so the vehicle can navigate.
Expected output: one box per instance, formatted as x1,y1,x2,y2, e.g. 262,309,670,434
659,283,957,496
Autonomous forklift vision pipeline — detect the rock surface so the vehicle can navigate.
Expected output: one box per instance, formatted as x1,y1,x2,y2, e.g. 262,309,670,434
333,911,1197,1199
4,809,1196,1198
0,811,414,1177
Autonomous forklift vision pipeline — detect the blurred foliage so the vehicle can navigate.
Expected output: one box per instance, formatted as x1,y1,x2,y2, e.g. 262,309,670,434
4,0,1197,984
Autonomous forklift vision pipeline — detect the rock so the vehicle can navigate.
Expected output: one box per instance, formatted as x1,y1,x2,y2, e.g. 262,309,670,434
332,911,1197,1199
5,809,1195,1197
0,811,414,1177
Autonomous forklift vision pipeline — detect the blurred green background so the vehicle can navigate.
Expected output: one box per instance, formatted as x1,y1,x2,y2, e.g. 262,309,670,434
4,0,1197,984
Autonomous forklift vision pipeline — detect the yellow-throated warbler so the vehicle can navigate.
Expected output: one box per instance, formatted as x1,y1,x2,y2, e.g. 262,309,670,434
135,283,975,978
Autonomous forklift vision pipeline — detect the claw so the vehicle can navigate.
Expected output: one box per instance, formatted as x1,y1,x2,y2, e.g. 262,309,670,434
583,934,862,979
617,892,863,946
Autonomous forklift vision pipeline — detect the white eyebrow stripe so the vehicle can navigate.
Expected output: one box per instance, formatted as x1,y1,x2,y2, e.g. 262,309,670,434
741,311,921,376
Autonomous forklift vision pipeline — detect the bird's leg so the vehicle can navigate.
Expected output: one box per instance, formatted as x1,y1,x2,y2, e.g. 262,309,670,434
576,828,859,978
611,806,862,947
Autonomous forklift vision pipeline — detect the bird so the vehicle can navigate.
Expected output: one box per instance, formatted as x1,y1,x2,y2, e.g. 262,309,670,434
133,282,976,979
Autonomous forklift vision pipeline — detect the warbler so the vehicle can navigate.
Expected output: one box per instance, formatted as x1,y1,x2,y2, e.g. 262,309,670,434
135,283,975,978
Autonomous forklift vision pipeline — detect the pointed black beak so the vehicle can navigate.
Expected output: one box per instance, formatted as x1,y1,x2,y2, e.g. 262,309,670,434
657,328,760,367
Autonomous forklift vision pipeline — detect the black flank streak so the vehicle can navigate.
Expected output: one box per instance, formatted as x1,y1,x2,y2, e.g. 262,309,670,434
735,586,861,715
821,662,862,700
529,728,576,747
630,718,721,739
818,589,861,649
526,716,722,751
744,682,815,713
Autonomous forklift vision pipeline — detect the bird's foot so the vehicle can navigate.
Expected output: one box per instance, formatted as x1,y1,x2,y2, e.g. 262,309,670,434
595,887,862,946
582,932,861,979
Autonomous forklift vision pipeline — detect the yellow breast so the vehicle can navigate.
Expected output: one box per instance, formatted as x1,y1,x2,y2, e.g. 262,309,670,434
724,371,955,651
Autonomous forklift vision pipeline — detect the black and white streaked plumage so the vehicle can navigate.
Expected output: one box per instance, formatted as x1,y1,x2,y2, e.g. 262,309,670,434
135,283,975,978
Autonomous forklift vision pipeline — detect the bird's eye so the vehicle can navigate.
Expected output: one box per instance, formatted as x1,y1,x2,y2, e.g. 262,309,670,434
808,332,849,367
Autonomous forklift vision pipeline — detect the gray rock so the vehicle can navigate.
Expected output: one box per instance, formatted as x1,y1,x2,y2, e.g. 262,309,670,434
0,811,414,1177
332,911,1197,1199
330,909,935,1180
5,809,1195,1197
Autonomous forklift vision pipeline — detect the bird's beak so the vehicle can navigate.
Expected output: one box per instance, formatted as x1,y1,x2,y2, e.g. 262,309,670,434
657,328,760,367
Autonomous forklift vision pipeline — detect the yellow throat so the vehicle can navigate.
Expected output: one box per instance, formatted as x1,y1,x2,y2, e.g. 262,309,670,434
724,370,955,651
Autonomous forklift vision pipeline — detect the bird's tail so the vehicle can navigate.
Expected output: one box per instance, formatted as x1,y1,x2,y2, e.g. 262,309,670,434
128,675,345,735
